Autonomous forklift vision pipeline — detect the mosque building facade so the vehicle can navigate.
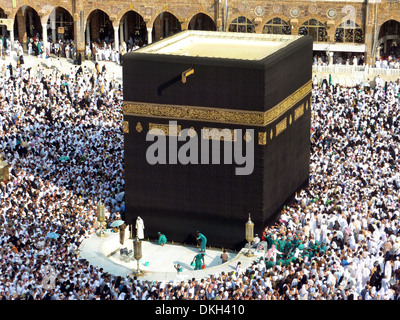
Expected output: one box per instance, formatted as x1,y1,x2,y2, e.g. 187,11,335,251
0,0,399,64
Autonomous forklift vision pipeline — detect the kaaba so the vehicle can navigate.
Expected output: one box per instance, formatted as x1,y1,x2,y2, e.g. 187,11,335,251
122,31,313,249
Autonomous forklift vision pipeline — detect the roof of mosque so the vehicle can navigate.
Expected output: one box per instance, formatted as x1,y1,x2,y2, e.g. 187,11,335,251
136,30,303,61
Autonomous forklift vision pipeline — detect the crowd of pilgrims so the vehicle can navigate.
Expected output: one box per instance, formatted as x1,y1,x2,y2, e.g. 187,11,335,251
26,35,144,63
1,55,400,300
0,33,146,68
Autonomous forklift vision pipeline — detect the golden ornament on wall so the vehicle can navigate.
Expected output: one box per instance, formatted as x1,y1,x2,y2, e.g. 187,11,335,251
244,131,252,143
258,132,267,145
123,121,129,133
188,127,197,138
136,122,143,133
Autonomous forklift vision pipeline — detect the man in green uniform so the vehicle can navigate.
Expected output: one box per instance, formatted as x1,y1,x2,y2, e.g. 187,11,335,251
286,252,296,265
192,253,205,270
174,263,183,274
276,236,286,260
309,240,319,258
265,257,275,270
292,235,300,249
157,232,167,246
196,231,207,252
264,230,274,248
284,237,293,257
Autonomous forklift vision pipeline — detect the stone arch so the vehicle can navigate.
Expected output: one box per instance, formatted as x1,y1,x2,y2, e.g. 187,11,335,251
40,4,72,23
84,7,114,30
227,14,256,33
118,10,148,47
11,4,42,20
188,12,216,31
333,16,363,30
0,7,6,18
149,9,182,28
86,9,114,43
262,13,291,27
377,9,400,26
261,15,291,35
377,19,400,57
13,5,43,46
298,18,328,42
334,19,364,44
42,6,74,41
378,19,400,38
297,16,327,29
115,8,146,27
152,11,182,42
0,7,8,36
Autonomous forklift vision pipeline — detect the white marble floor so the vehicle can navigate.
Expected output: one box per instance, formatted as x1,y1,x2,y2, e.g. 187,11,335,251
78,232,262,282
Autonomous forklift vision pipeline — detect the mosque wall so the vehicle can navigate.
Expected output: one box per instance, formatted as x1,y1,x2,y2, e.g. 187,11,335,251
1,0,400,64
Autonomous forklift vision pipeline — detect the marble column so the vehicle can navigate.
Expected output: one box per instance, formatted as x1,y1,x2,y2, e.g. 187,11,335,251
9,28,14,51
86,21,90,45
119,21,124,46
147,27,152,44
51,16,56,42
41,23,48,56
16,12,27,50
113,25,119,51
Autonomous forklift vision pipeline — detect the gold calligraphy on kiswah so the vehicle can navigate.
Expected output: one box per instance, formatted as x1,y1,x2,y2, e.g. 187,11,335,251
123,80,312,127
294,104,305,121
148,123,181,136
276,118,287,136
202,127,237,141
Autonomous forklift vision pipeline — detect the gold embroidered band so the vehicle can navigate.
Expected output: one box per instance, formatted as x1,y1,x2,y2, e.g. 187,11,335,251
123,80,311,127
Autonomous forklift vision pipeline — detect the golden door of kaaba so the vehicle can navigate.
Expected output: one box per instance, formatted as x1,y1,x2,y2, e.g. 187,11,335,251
122,31,313,249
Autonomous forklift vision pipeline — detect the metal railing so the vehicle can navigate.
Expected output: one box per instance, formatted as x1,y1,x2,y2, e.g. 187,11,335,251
312,64,400,77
